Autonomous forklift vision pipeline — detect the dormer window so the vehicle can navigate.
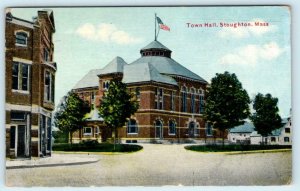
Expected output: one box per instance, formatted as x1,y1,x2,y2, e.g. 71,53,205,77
15,31,28,46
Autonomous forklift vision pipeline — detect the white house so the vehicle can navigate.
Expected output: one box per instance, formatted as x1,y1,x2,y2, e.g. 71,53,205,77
228,118,292,145
250,118,292,145
228,122,254,144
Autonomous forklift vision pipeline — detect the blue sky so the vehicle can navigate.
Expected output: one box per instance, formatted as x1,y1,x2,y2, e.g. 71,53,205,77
11,6,291,117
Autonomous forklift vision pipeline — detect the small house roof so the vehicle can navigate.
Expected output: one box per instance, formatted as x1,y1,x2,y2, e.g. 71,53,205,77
229,122,255,133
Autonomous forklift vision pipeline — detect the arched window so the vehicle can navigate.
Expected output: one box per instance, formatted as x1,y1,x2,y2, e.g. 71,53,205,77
155,120,163,139
199,89,204,114
188,121,195,138
190,88,195,113
127,119,138,134
181,86,187,112
168,120,176,135
15,31,28,46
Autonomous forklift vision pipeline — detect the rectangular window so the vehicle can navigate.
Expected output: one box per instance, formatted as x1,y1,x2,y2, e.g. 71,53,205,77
15,32,28,46
44,71,55,102
285,128,290,133
11,111,26,121
10,126,16,149
12,63,19,90
271,137,276,142
171,91,175,111
44,48,49,62
136,87,140,99
12,62,30,91
206,123,212,136
284,137,290,142
155,88,163,110
84,127,92,135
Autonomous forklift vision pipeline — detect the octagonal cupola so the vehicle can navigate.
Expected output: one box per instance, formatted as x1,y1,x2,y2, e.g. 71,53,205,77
140,40,172,58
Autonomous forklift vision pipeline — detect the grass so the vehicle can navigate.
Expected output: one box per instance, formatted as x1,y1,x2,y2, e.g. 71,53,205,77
185,144,292,152
52,142,143,153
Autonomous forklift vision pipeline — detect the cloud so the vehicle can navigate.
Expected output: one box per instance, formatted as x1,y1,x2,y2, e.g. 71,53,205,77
218,19,277,38
219,42,285,66
76,23,143,45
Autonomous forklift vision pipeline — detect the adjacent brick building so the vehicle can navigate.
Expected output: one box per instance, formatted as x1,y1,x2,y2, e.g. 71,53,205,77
73,40,224,143
5,10,57,158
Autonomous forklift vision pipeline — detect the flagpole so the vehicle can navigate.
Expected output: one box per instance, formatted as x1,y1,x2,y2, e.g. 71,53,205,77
155,13,157,41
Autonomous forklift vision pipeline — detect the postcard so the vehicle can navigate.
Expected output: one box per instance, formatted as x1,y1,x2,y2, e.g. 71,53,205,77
5,6,291,186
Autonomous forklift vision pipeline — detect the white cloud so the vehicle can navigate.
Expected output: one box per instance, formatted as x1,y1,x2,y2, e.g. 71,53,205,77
76,23,143,45
219,42,285,66
218,18,277,38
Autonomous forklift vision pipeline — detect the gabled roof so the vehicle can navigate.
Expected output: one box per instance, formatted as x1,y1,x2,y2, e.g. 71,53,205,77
141,40,171,51
229,122,255,133
99,56,127,75
73,69,101,90
130,56,207,83
122,62,177,85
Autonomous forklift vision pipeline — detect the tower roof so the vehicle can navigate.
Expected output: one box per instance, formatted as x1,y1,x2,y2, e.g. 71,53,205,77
141,40,171,51
73,69,102,89
99,56,127,75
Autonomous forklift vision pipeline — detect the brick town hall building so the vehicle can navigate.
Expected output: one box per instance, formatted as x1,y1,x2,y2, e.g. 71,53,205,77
5,10,56,158
73,40,221,143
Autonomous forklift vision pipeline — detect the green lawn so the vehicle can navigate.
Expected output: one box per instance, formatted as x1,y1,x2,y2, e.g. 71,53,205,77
52,143,143,153
185,144,292,152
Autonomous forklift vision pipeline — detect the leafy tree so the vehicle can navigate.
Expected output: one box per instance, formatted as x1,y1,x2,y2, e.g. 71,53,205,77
205,71,250,146
99,79,139,150
54,91,90,145
250,93,282,144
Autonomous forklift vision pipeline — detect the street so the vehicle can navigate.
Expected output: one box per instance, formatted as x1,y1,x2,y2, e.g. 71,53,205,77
6,144,292,186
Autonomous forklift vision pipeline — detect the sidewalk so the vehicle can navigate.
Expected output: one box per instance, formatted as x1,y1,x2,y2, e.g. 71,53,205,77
6,153,100,169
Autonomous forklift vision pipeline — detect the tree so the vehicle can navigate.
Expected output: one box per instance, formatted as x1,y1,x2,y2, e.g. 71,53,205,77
99,79,139,150
204,71,250,146
54,91,90,145
250,93,282,145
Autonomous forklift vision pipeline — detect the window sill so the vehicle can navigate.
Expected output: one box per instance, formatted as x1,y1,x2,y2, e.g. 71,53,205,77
15,43,27,47
83,133,92,136
127,133,138,135
168,133,176,136
12,89,30,94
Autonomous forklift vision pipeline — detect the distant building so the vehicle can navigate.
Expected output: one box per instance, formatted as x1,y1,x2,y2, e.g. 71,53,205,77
250,118,292,145
5,10,57,158
72,40,225,143
227,122,254,144
228,118,292,145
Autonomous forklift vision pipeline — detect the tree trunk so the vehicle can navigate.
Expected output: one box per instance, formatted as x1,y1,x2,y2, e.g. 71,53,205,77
113,127,116,151
70,131,73,146
222,129,225,147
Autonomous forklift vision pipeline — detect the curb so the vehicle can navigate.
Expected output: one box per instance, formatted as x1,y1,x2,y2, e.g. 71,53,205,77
185,147,292,154
53,147,144,155
224,149,292,155
6,159,99,169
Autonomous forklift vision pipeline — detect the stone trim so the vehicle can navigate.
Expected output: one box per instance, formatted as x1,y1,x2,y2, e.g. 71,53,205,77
13,57,33,65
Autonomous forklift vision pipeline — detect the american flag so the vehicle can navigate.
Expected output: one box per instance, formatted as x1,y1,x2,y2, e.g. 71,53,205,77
156,17,170,31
